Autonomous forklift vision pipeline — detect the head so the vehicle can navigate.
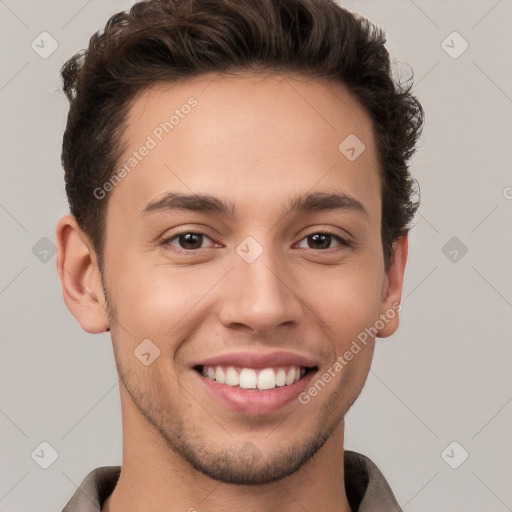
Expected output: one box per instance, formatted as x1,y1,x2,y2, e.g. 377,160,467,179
57,0,423,485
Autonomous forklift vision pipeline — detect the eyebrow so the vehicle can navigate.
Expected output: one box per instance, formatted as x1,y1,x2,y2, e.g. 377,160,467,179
140,191,368,220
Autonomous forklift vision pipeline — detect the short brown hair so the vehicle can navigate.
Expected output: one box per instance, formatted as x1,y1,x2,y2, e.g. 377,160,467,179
61,0,423,273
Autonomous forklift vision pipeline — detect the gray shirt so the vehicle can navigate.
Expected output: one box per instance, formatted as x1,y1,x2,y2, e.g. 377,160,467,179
62,450,402,511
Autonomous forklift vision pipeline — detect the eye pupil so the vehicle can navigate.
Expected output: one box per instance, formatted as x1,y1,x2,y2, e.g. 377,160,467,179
180,233,202,249
309,233,331,249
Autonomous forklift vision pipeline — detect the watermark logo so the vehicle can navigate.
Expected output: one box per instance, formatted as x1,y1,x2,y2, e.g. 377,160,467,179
31,441,59,469
441,31,469,60
441,441,469,469
338,134,366,162
442,236,468,263
32,236,57,263
238,442,263,463
236,236,264,263
31,31,58,59
134,338,161,366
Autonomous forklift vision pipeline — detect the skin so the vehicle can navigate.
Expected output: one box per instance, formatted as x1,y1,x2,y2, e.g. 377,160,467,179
56,73,407,512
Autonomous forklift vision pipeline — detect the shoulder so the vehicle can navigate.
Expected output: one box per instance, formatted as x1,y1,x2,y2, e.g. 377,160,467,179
62,466,121,512
344,450,403,512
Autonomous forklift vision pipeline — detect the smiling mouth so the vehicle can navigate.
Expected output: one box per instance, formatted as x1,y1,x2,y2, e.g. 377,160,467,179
194,365,317,391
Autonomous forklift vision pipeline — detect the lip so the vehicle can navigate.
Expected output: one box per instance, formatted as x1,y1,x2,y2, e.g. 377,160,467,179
195,368,317,414
191,350,318,369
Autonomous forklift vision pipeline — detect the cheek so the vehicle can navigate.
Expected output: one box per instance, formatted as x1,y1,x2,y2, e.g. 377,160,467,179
117,273,182,332
108,258,218,350
304,261,384,340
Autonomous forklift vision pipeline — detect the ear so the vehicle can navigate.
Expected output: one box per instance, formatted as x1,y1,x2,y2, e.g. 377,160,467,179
377,236,408,338
55,215,109,334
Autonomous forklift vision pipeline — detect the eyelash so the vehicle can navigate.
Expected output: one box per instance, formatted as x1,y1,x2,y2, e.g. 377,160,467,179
161,230,351,253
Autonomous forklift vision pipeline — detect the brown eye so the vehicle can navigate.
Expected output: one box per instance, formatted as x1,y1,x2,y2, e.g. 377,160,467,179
163,232,214,251
296,232,349,250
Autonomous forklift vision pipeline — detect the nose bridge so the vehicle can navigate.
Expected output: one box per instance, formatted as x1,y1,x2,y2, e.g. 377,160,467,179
218,236,303,333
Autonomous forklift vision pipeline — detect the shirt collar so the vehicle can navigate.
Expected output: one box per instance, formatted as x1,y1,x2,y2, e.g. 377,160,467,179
62,451,402,511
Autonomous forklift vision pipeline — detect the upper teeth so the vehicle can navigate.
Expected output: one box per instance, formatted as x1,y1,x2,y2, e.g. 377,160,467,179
202,365,305,390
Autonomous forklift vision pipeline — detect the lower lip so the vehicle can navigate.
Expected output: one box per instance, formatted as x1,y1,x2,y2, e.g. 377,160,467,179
195,370,317,414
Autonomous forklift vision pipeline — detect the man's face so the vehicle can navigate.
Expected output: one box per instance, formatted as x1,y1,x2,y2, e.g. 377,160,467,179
98,74,402,484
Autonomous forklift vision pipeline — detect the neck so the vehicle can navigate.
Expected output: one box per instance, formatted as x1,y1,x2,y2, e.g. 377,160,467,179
103,387,352,512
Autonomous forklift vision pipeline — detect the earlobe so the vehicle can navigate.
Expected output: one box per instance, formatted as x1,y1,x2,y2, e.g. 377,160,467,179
377,236,408,338
56,215,110,334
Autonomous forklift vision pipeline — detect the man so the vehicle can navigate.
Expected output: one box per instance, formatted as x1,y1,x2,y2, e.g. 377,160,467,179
56,0,423,510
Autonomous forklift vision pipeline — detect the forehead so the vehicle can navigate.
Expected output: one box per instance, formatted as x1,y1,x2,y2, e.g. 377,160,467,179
108,73,381,225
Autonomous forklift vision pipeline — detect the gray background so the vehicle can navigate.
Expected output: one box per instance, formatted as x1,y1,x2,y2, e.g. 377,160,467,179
1,0,511,510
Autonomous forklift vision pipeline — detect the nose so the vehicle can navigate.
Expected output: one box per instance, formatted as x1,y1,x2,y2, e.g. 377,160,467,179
217,245,304,335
